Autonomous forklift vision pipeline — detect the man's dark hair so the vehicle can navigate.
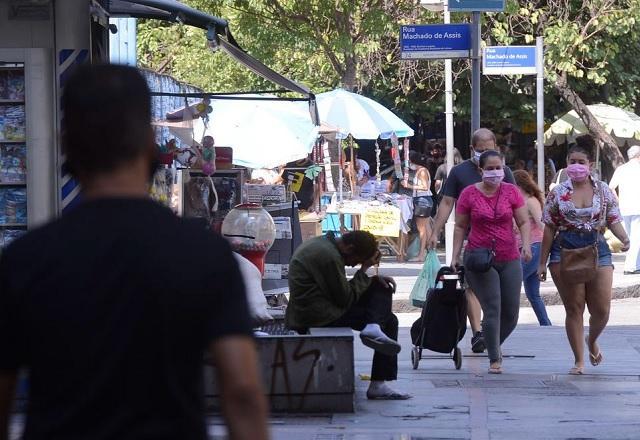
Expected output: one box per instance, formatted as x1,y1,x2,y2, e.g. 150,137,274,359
61,64,152,178
478,150,503,168
341,231,378,260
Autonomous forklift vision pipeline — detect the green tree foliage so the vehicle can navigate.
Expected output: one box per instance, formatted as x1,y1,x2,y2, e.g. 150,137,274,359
486,0,640,166
137,0,459,117
138,0,640,166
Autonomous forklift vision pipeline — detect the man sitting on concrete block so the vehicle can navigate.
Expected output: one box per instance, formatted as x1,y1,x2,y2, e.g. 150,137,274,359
286,230,411,400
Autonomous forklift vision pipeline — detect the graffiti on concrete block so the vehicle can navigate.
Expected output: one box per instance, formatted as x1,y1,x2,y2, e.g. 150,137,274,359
270,339,321,410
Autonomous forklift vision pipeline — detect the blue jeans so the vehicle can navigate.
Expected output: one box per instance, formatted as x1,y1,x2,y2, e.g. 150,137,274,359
521,242,552,326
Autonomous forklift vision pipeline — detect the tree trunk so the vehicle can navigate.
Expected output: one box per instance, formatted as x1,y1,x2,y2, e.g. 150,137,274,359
341,55,357,91
555,74,625,169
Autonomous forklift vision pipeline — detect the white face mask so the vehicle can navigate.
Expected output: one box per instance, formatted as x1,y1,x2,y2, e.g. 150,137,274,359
409,164,418,170
472,150,482,163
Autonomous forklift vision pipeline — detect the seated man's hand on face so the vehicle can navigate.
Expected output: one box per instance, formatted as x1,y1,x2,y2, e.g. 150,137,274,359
361,250,381,272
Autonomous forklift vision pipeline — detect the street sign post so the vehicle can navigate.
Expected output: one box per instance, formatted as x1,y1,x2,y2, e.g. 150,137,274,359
400,24,471,60
482,43,546,191
483,46,537,75
448,0,505,11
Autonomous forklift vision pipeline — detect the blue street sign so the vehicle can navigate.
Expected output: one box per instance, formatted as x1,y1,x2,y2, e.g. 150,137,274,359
448,0,505,12
483,46,537,75
400,24,471,60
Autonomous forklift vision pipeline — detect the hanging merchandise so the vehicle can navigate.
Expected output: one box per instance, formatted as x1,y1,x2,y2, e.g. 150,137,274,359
157,138,177,165
198,99,216,176
197,100,219,212
150,167,176,208
322,139,335,192
391,132,403,179
403,138,410,188
375,140,381,182
347,136,357,194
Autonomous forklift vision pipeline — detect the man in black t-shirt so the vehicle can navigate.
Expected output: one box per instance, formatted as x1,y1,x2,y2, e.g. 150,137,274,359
427,128,515,354
0,66,268,440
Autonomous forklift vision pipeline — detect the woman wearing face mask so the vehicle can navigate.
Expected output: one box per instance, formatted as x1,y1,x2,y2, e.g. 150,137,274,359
402,151,433,261
451,150,532,374
539,144,630,375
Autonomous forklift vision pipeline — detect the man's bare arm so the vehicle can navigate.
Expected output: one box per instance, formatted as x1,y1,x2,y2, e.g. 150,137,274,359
427,195,455,249
209,336,269,440
0,371,17,440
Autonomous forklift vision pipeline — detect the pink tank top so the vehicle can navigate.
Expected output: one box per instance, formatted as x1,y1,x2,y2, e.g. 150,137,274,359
529,213,544,244
515,197,544,247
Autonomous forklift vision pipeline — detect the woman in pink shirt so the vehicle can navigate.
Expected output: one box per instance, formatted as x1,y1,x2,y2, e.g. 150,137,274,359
451,151,532,374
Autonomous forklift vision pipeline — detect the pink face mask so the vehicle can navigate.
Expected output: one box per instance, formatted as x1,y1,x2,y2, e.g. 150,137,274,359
566,163,590,182
482,169,504,186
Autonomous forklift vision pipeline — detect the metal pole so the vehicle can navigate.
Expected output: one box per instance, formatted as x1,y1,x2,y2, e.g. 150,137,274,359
471,11,481,132
338,137,343,202
536,36,545,191
444,2,455,265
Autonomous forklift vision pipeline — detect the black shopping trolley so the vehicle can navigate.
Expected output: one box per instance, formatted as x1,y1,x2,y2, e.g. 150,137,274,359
410,266,467,370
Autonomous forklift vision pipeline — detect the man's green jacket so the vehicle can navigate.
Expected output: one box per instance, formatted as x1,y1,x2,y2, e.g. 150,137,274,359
285,233,371,329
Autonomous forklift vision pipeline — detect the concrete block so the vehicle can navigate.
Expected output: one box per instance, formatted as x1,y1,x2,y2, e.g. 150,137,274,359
204,327,355,413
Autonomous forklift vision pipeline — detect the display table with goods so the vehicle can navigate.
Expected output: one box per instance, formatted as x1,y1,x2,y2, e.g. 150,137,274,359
323,191,413,257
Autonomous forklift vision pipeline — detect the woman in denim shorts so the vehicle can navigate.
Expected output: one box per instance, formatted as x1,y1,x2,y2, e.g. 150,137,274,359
538,139,630,375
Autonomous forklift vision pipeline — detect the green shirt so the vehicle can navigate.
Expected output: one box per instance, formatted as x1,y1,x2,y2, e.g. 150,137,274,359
285,233,372,329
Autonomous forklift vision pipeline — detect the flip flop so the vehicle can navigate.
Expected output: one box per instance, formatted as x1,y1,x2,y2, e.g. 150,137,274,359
360,334,401,356
568,366,584,375
367,391,412,400
585,336,603,366
589,351,603,366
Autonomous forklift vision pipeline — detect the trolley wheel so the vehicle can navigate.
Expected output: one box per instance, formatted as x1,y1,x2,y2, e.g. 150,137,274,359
453,347,462,370
411,346,420,370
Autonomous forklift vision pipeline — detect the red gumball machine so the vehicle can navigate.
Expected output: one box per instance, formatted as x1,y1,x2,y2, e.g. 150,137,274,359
221,203,276,274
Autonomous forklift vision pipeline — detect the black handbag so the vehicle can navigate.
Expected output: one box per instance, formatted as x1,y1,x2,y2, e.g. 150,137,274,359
463,241,496,273
463,185,502,273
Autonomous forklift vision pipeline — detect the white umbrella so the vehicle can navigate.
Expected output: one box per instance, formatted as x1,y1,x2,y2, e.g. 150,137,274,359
316,88,413,200
162,96,319,169
316,88,414,140
544,103,640,147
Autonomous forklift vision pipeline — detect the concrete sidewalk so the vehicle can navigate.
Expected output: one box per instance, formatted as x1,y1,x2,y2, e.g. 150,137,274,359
206,299,640,440
9,301,640,439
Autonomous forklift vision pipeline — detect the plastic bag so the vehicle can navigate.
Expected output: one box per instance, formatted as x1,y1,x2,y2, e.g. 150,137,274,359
409,250,442,308
405,233,420,261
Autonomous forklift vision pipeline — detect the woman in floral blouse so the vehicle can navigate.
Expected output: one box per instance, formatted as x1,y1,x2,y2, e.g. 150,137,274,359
539,141,630,375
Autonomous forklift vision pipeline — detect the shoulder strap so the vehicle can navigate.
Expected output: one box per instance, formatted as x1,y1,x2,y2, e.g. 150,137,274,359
488,184,503,253
493,184,503,221
598,181,607,228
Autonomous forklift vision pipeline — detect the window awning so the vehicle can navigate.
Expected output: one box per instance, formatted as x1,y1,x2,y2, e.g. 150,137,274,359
107,0,319,124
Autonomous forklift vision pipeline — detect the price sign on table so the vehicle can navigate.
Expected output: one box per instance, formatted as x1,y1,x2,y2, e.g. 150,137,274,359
361,206,401,238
